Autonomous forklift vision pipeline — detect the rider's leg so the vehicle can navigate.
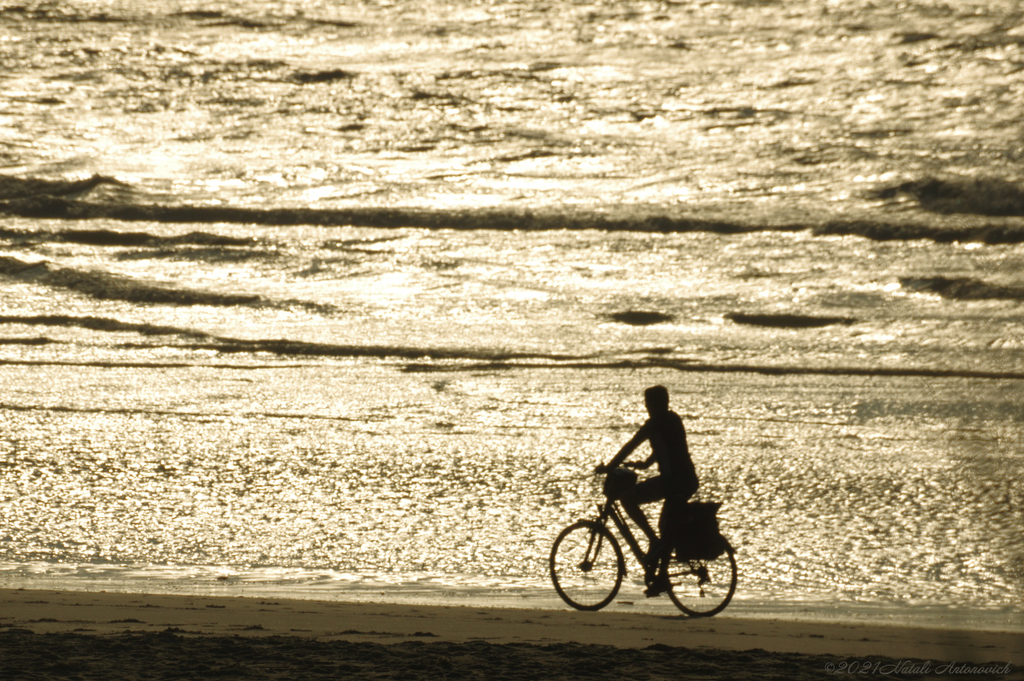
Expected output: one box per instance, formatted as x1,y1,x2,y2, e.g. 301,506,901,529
621,498,657,543
646,485,700,596
618,477,666,545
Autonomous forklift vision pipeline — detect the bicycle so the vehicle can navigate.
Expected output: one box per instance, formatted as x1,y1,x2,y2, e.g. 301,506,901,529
549,468,738,617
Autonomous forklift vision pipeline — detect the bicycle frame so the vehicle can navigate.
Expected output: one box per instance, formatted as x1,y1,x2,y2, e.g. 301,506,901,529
594,499,647,570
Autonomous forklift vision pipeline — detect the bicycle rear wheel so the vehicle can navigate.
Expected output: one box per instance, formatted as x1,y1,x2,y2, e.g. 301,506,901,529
550,520,624,611
664,542,737,617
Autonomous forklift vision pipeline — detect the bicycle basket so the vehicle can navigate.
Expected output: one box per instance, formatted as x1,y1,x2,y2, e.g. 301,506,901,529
602,467,638,499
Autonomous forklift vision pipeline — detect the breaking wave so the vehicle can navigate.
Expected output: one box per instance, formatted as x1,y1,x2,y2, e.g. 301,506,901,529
869,177,1024,218
402,358,1024,381
811,220,1024,244
4,314,1022,381
0,5,359,30
0,256,330,312
4,194,1024,244
724,313,856,328
0,314,212,340
0,225,270,264
0,174,126,201
605,310,675,326
0,313,595,364
0,225,258,249
900,276,1024,301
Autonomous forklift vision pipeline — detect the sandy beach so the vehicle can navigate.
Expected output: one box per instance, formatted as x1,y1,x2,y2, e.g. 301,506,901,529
1,589,1020,680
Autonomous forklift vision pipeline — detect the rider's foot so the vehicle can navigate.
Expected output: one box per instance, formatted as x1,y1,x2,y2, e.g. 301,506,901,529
642,538,666,584
644,573,670,598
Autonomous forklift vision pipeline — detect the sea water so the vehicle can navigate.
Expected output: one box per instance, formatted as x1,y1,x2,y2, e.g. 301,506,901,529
1,0,1023,630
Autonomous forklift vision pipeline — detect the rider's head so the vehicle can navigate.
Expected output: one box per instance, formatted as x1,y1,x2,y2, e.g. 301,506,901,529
644,385,670,415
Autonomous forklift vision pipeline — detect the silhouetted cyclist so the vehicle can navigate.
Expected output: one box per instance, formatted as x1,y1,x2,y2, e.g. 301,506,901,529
595,385,699,595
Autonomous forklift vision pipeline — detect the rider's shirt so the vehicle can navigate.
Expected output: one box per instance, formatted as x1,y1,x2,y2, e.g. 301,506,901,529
612,409,698,495
644,410,697,491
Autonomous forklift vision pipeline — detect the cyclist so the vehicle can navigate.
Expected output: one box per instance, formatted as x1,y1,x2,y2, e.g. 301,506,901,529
595,385,699,595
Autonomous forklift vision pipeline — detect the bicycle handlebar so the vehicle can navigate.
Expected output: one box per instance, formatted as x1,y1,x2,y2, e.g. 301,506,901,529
595,461,644,474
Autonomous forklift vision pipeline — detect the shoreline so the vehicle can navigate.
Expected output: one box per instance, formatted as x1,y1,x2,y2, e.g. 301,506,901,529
3,589,1022,670
4,562,1023,634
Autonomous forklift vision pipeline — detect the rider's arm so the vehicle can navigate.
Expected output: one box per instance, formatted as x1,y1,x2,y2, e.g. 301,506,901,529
629,453,655,470
596,422,650,472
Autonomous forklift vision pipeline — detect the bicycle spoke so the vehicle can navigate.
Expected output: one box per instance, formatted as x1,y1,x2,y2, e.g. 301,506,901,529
665,546,737,617
550,521,624,611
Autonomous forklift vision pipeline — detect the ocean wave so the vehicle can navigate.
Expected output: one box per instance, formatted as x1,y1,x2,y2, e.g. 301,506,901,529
899,277,1024,301
165,339,590,362
3,192,1024,243
0,4,128,23
605,310,675,326
0,313,591,363
0,174,126,201
943,27,1024,53
3,313,1022,380
724,313,856,328
402,358,1024,381
0,402,364,422
169,9,359,30
868,177,1024,218
0,314,212,340
0,5,358,30
0,256,331,312
291,69,357,84
0,225,258,249
0,337,51,346
5,349,1021,381
811,220,1024,244
0,194,769,233
1,225,269,264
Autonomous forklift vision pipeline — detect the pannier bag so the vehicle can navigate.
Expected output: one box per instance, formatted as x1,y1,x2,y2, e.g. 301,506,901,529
603,467,638,499
661,501,729,561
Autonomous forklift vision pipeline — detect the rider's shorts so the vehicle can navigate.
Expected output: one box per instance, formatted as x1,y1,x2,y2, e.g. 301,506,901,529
623,476,697,505
623,476,669,504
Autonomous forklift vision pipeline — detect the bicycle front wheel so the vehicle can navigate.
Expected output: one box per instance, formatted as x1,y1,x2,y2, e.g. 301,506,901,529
665,542,738,617
550,520,625,611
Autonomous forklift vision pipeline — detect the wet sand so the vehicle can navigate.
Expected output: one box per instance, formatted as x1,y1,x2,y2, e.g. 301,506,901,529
2,589,1020,680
